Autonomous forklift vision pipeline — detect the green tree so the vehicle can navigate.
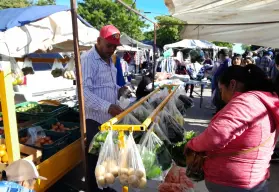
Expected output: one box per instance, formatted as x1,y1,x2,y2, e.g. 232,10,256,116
212,41,234,49
0,0,31,9
241,44,251,51
35,0,56,6
144,15,184,48
78,0,148,40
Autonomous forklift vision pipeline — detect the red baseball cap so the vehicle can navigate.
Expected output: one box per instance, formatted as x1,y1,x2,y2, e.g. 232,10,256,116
100,25,121,45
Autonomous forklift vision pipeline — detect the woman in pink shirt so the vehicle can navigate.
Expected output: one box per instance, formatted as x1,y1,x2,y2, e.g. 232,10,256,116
187,65,279,192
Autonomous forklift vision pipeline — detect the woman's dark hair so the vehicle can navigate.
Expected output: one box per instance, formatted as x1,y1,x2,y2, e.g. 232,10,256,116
219,64,278,95
1,170,7,181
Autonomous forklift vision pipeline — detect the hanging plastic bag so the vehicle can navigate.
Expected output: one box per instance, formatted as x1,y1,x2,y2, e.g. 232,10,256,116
51,59,64,78
25,126,47,145
158,164,194,192
166,98,184,126
88,131,109,155
63,57,75,80
10,58,24,86
119,96,130,109
119,133,147,189
21,58,34,75
131,105,151,123
159,110,185,143
95,131,119,188
175,87,194,116
142,101,154,110
139,128,163,180
117,114,141,125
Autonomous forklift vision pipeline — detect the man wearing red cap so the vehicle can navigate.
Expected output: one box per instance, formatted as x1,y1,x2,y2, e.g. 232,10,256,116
81,24,124,191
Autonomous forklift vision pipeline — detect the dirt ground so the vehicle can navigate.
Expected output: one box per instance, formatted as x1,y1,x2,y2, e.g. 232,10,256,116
47,87,279,192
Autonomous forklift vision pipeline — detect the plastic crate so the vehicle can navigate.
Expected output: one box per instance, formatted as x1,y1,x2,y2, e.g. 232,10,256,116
57,109,80,123
15,102,68,119
18,128,69,161
37,118,80,143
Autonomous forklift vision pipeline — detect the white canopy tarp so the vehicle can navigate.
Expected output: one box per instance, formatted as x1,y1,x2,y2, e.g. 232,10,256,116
163,39,217,50
165,0,279,48
120,33,152,49
117,44,138,52
0,11,99,57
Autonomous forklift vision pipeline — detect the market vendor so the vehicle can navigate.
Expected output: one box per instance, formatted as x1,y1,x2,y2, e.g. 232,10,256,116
81,24,127,191
0,159,47,192
186,65,279,192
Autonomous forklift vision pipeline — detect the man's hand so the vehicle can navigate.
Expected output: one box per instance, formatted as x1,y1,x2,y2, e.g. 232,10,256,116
108,104,124,117
118,86,131,99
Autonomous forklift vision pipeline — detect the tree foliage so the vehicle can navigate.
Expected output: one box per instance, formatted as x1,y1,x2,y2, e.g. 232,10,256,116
78,0,148,40
144,15,184,48
241,44,251,51
0,0,56,9
212,41,234,49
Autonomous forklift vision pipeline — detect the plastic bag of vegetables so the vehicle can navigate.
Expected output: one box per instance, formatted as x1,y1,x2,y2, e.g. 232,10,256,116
159,110,185,143
51,59,64,78
131,105,152,123
166,98,184,126
22,58,35,75
142,101,154,110
139,128,163,180
95,131,119,189
174,87,194,116
88,131,108,155
118,132,147,189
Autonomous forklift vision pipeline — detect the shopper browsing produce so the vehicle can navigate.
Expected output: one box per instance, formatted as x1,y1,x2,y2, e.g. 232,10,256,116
186,65,279,192
81,24,127,191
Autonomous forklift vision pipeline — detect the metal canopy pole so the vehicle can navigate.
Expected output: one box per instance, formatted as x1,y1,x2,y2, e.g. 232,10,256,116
70,0,88,191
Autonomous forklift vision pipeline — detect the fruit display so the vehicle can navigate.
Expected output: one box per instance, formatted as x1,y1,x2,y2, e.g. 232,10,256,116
51,68,63,78
51,122,72,132
20,136,54,147
16,103,62,114
22,67,34,76
63,70,75,80
0,144,9,164
16,103,39,113
11,72,24,86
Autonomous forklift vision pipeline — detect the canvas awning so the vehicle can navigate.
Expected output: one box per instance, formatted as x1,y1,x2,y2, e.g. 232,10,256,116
120,33,152,49
164,0,279,48
0,6,99,57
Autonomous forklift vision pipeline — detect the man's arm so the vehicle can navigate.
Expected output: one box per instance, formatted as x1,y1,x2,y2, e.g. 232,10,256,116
81,55,111,113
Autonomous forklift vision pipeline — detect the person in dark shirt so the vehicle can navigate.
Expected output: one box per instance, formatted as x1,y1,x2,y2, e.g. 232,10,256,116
136,70,153,100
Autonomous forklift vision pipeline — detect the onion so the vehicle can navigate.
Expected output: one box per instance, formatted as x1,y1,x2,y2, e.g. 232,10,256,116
128,175,139,188
128,168,135,176
138,177,147,189
95,165,106,177
135,170,145,178
106,159,117,167
110,166,119,177
119,174,128,185
105,173,115,185
120,168,129,175
97,176,106,186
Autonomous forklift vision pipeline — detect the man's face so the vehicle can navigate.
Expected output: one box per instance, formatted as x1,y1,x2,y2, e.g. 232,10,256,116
97,37,117,59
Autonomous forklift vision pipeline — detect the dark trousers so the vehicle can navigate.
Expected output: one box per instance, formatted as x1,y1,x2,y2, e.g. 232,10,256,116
86,119,101,192
185,77,195,96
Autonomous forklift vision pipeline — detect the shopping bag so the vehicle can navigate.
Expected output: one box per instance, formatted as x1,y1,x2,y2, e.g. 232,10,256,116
95,131,119,188
166,98,184,126
25,126,47,145
10,58,24,86
21,58,34,75
119,96,130,109
131,105,151,123
63,57,75,80
51,59,64,78
118,133,147,189
88,131,109,155
174,87,194,116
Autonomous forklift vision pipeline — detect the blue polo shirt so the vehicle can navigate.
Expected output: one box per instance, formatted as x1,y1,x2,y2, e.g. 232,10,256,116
0,181,34,192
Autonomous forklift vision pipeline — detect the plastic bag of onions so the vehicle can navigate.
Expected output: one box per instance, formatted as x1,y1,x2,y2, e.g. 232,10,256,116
95,131,119,189
118,133,147,189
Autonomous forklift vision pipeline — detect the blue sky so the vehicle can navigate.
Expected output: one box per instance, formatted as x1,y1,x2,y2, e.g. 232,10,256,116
56,0,243,53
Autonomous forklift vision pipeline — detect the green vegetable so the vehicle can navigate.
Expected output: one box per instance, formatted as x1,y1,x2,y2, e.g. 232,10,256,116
146,165,162,179
141,147,156,170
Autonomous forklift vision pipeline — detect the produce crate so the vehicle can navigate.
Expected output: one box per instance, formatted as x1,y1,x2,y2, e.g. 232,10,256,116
18,128,69,161
37,118,80,143
15,102,68,119
57,109,80,123
0,138,42,171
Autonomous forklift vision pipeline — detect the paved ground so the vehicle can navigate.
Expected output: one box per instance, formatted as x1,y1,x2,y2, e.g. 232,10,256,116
47,87,279,192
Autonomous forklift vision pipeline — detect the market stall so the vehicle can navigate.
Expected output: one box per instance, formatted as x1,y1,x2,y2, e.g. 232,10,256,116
0,5,99,191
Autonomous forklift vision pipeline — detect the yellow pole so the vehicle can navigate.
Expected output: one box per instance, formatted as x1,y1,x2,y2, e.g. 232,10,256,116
0,67,20,162
118,131,128,192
